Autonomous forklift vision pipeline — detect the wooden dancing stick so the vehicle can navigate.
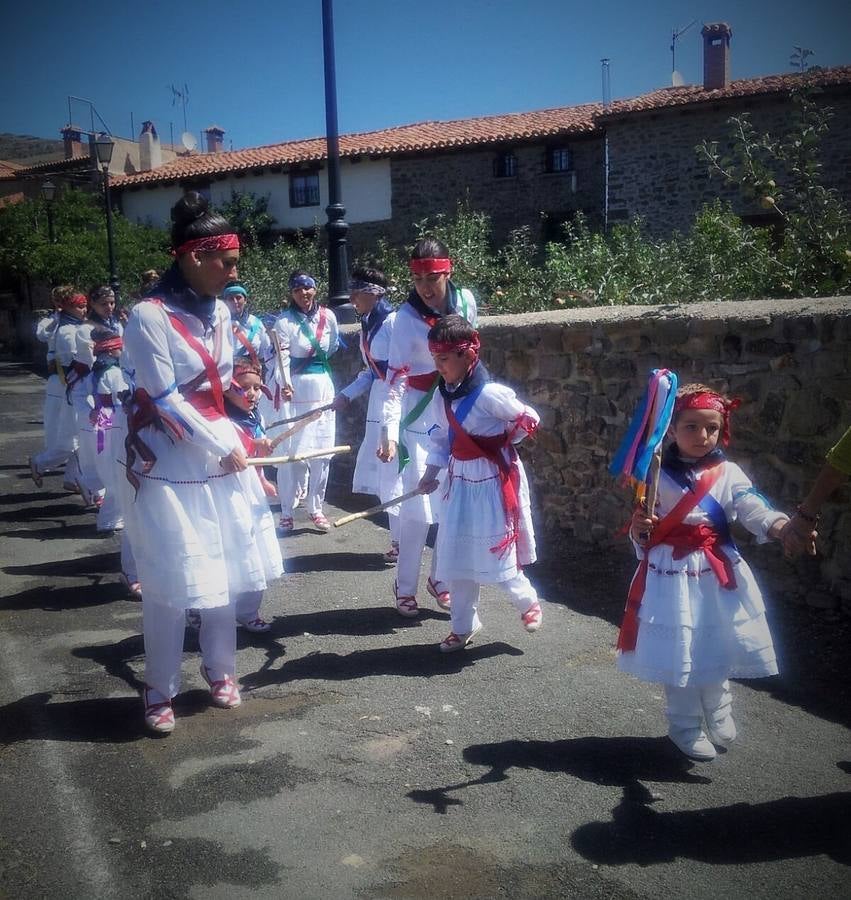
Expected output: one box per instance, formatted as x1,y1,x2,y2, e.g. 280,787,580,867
269,410,323,451
246,445,352,467
267,402,334,430
333,488,423,528
270,329,290,399
639,448,663,540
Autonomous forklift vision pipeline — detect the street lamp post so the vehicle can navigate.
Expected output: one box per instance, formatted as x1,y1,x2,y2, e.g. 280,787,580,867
41,180,56,243
321,0,355,323
94,134,121,305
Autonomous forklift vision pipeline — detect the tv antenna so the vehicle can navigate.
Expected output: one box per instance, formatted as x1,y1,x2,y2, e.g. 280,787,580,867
181,131,198,152
671,19,696,83
790,46,814,72
600,58,611,106
169,83,190,132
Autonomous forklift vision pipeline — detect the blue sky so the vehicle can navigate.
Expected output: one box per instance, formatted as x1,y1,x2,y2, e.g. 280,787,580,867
2,0,849,150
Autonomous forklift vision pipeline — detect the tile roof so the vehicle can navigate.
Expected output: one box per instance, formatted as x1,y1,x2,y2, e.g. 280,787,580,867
112,102,606,188
39,62,848,191
599,65,851,119
0,154,91,181
0,160,22,176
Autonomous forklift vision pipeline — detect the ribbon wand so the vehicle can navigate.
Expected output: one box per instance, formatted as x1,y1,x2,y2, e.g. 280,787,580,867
333,488,423,527
609,367,679,514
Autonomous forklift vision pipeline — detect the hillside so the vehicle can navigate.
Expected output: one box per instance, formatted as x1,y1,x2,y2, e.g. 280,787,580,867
0,133,64,165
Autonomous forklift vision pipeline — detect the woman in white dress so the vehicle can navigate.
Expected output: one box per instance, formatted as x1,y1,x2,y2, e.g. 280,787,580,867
268,271,339,532
121,192,278,735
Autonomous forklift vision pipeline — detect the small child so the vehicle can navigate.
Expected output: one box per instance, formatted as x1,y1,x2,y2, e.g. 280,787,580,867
618,382,792,761
89,327,129,532
417,315,542,651
222,358,283,632
330,264,401,562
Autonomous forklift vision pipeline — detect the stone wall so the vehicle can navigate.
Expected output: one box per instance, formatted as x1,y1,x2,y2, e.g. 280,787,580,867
605,88,851,237
330,297,851,615
388,135,605,247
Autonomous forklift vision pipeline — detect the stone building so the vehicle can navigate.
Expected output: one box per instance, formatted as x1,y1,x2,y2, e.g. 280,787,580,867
95,23,851,252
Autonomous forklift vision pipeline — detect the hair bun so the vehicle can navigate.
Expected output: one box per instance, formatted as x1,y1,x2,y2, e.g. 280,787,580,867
171,191,210,227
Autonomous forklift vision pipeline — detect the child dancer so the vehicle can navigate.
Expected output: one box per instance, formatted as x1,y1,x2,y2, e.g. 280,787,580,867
269,271,339,532
29,286,84,491
223,358,283,632
330,265,401,562
89,327,129,532
418,315,542,650
380,238,478,617
619,382,792,761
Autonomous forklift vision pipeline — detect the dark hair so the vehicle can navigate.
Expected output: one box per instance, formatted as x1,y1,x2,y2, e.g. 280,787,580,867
140,269,160,287
411,236,449,260
88,284,114,303
427,313,476,346
170,191,232,249
351,263,387,288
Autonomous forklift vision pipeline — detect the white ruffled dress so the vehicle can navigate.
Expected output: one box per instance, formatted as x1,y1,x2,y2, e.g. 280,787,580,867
618,461,784,688
120,298,280,610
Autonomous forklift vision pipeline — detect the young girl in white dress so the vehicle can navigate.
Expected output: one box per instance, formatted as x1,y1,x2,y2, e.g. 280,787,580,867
330,265,401,562
418,315,542,651
620,382,793,760
268,271,339,532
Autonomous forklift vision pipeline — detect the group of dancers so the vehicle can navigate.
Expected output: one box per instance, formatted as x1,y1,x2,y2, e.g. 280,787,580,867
27,190,827,761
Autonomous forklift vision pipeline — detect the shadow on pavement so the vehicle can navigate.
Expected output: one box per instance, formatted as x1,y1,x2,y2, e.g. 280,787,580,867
0,523,104,542
242,640,524,689
3,550,120,579
266,606,445,638
285,551,390,573
0,690,212,745
0,502,88,523
571,786,851,866
0,490,68,505
1,582,125,611
407,735,707,814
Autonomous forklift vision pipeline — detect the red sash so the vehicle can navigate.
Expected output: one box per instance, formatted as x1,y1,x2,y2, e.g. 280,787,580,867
618,464,725,652
444,399,520,559
232,323,260,368
361,332,386,381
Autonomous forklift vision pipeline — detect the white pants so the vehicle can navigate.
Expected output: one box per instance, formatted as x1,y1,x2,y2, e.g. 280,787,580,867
120,531,138,583
396,519,440,597
235,589,264,624
277,458,329,516
664,681,732,735
388,512,400,546
449,572,538,635
143,598,236,698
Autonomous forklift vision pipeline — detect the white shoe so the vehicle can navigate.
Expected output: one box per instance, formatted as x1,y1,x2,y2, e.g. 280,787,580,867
668,727,716,761
706,712,737,746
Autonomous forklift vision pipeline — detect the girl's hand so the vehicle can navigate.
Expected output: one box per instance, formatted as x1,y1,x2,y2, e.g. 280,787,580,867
630,505,657,545
220,445,248,473
329,394,350,412
377,439,397,462
418,477,439,494
253,437,273,457
282,384,294,401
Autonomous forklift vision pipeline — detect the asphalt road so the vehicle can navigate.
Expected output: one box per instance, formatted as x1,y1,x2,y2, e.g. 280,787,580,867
1,360,849,900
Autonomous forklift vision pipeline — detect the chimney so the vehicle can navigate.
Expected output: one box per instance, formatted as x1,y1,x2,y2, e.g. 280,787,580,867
61,125,83,159
203,126,225,154
702,22,732,91
139,120,162,171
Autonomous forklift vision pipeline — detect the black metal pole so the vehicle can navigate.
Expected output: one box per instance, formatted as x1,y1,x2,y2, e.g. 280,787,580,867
102,166,121,305
321,0,354,322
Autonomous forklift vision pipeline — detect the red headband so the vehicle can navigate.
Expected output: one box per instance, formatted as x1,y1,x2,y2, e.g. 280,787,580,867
428,332,481,356
674,391,741,445
94,336,123,355
62,293,88,309
410,257,452,276
173,233,240,257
